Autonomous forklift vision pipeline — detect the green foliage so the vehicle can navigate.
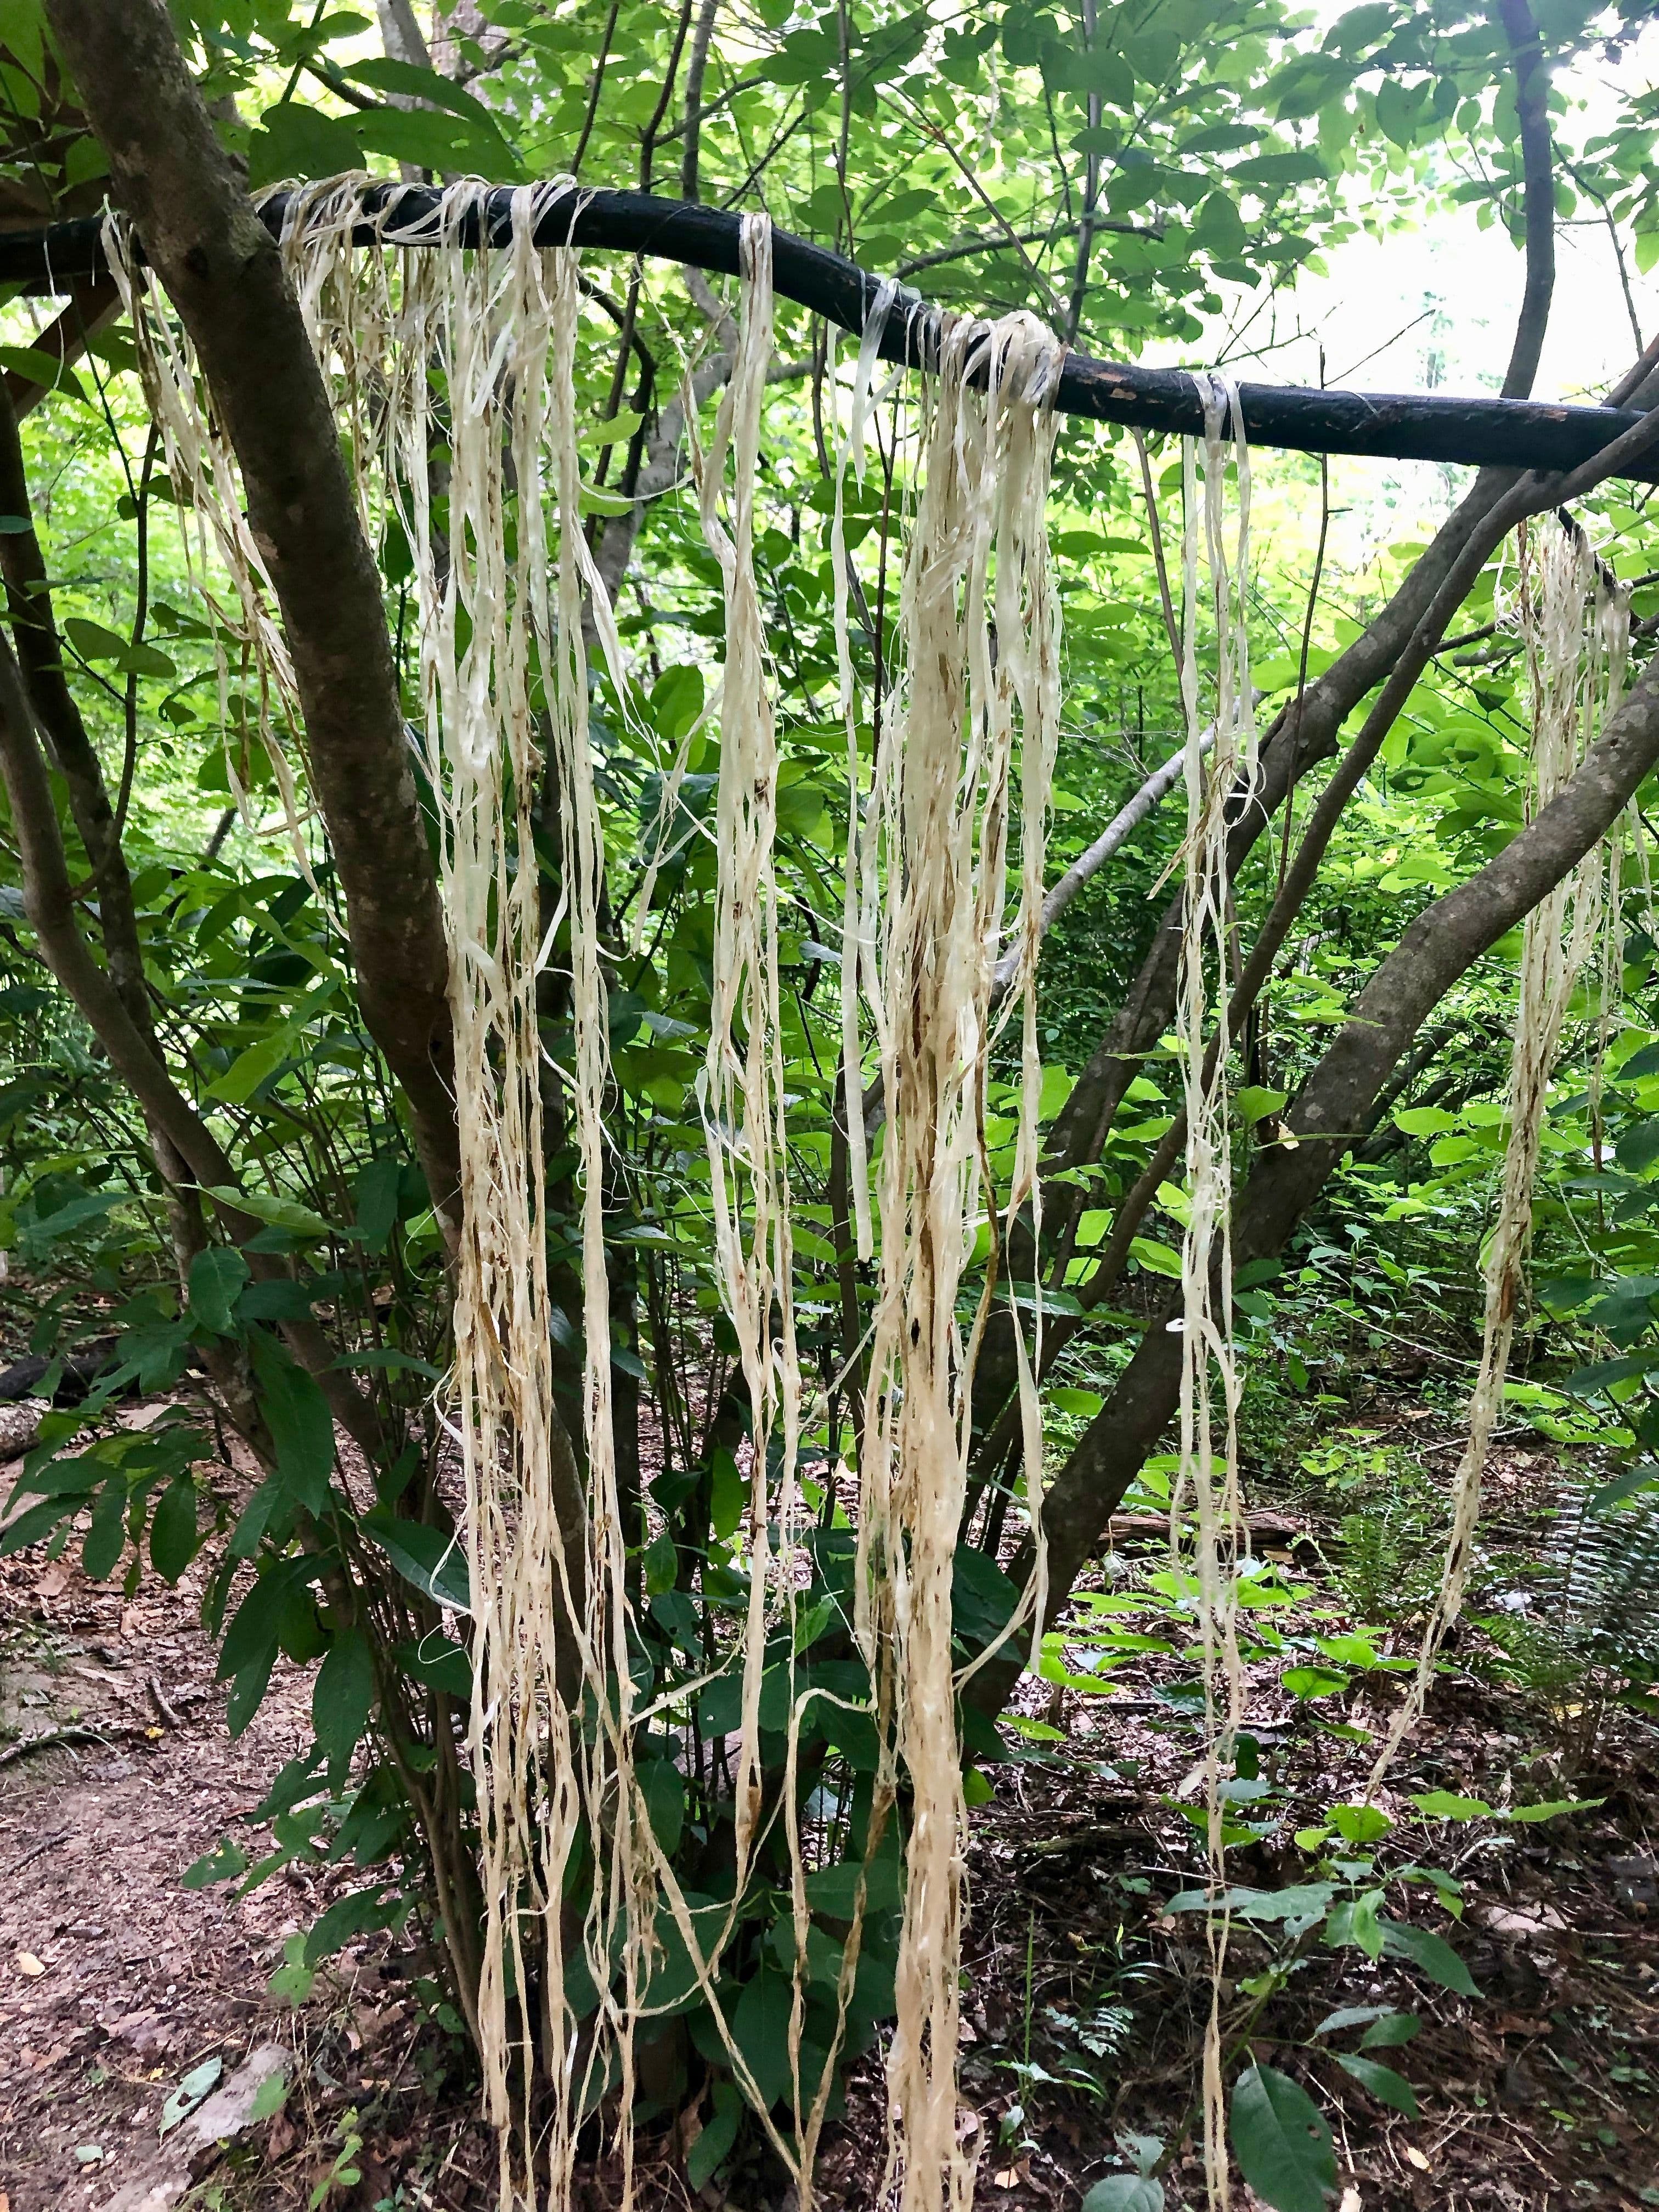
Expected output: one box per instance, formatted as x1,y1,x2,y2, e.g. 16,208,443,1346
4,0,1659,2186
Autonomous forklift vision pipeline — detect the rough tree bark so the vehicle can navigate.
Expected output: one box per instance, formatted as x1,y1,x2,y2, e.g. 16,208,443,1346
43,0,464,1237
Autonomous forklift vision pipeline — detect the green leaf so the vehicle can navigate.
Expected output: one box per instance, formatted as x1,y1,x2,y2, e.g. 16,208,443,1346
363,1506,471,1612
302,1884,395,1967
82,1481,127,1580
354,104,519,177
1380,1917,1477,1996
333,1346,446,1381
248,2068,289,2123
1505,1796,1602,1822
1082,2182,1164,2212
1237,1085,1288,1127
150,1475,201,1583
1409,1790,1492,1820
353,1156,402,1251
1329,1804,1390,1844
686,2082,741,2192
709,1447,745,1542
1359,2012,1420,2049
342,54,499,128
250,1334,336,1515
160,2056,223,2135
201,1186,333,1239
731,1967,793,2109
208,1031,294,1106
1332,2052,1418,2117
183,1838,249,1890
1282,1664,1348,1699
1228,2064,1336,2212
1166,1882,1335,1933
0,343,86,401
247,102,364,189
188,1245,249,1336
313,1627,375,1779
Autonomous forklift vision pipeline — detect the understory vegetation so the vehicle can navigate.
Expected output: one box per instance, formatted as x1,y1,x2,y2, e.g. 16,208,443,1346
2,1,1659,2207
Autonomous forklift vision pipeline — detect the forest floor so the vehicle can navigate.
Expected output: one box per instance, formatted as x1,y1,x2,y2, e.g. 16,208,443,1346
1,1390,1656,2212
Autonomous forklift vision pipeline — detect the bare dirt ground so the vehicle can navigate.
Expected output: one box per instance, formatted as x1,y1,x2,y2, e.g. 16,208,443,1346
2,1402,1656,2212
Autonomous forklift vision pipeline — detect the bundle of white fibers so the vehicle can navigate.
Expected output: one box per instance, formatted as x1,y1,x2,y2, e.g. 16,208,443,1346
853,308,1062,2212
122,175,663,2206
1172,374,1258,2210
103,208,313,866
1369,513,1617,1795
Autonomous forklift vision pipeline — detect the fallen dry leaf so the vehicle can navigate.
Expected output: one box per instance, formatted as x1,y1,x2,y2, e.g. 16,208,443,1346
14,1951,46,1978
1402,2145,1431,2172
32,1565,67,1600
1338,2190,1362,2212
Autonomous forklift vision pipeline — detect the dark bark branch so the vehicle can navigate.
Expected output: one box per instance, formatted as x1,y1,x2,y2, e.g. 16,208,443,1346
42,0,462,1239
1497,0,1555,402
8,184,1659,482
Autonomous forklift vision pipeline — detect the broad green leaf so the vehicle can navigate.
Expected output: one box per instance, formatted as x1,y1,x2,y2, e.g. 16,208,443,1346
686,2082,741,2192
731,1968,793,2109
1409,1790,1492,1820
82,1481,126,1580
150,1475,201,1583
1332,2052,1418,2117
363,1506,472,1612
1505,1796,1603,1822
1282,1664,1347,1699
201,1186,333,1239
1082,2181,1164,2212
1359,2012,1420,2049
0,343,86,400
247,102,363,188
159,2056,223,2136
183,1838,249,1890
353,1156,402,1251
208,1031,294,1106
342,54,500,128
1379,1917,1478,1996
1228,2064,1337,2212
709,1447,745,1541
188,1245,250,1335
313,1627,375,1778
250,1334,336,1516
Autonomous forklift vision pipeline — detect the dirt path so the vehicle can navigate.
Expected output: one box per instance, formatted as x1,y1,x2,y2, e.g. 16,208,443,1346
0,1534,322,2209
3,1406,1657,2211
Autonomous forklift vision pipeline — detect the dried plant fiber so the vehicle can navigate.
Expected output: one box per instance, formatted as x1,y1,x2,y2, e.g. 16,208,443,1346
1171,375,1258,2210
848,306,1062,2212
1369,514,1624,1795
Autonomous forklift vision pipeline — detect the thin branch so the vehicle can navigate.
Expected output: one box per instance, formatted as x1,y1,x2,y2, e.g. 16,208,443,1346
1497,0,1556,400
571,0,622,179
679,0,720,201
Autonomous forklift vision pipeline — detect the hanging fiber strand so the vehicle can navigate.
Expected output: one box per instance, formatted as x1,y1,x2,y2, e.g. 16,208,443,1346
853,307,1062,2212
1368,514,1624,1796
117,174,667,2207
1172,373,1258,2211
102,210,313,869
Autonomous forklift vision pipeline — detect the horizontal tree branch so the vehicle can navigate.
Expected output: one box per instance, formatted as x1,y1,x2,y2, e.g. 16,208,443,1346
3,182,1658,483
